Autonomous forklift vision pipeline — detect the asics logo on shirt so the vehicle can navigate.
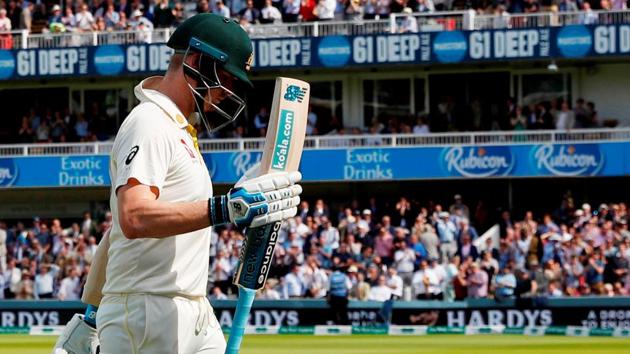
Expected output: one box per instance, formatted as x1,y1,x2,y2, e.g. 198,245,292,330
125,145,139,165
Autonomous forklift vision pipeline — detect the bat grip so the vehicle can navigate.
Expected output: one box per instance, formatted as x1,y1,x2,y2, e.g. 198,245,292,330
225,287,256,354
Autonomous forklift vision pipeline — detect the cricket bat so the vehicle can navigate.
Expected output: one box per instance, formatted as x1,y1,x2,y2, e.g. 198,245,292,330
225,77,310,354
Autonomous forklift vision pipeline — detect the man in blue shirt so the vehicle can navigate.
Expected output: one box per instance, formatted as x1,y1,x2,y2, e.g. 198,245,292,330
328,266,351,324
494,265,517,300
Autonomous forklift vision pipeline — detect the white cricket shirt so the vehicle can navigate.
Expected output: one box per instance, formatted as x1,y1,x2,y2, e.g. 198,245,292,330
103,77,213,297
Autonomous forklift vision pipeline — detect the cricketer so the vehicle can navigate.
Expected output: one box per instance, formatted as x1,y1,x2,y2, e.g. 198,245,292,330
53,13,302,354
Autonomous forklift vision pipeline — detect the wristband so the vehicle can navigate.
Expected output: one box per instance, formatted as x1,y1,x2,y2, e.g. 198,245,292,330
84,304,98,328
209,195,229,226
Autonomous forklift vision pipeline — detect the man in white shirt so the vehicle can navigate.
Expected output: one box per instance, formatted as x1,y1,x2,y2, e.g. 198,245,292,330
35,264,55,299
54,14,302,354
58,268,81,300
261,0,283,23
386,267,404,300
74,4,95,31
316,0,336,20
368,275,392,301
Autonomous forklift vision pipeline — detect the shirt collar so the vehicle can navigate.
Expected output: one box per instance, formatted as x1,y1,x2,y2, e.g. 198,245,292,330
134,76,189,129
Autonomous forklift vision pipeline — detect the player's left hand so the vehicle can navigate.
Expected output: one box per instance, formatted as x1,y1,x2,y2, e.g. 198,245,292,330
52,314,99,354
211,171,302,228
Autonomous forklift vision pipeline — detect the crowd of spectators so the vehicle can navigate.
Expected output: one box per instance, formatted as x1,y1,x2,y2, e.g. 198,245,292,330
14,102,116,143
2,194,629,302
10,95,606,144
0,0,627,41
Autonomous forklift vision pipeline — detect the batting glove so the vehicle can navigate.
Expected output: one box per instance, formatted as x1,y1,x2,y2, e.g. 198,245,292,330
210,171,302,228
52,314,99,354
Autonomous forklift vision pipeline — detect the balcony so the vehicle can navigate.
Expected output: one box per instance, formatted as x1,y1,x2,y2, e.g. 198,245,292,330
1,128,629,157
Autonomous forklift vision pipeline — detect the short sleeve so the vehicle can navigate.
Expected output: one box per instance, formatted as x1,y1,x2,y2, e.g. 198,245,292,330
113,110,172,194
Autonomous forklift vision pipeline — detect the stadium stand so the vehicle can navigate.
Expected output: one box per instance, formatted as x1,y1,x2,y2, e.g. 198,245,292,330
2,195,629,302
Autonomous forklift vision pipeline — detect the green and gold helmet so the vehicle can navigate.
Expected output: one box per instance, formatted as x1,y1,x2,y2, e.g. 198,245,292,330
167,13,254,133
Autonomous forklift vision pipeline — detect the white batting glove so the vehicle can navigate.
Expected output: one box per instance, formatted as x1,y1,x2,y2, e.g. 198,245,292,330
210,171,302,228
52,314,99,354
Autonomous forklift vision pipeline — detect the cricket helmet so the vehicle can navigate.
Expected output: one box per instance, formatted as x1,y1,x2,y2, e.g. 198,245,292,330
167,13,254,133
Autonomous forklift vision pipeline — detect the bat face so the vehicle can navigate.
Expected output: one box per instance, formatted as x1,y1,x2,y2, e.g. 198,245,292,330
233,77,310,290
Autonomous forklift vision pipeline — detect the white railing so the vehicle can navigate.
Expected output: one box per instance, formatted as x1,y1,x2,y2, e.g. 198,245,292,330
1,128,629,157
4,9,630,49
472,9,630,30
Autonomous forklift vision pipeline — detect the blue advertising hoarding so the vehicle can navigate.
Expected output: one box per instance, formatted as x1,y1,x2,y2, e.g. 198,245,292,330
0,24,630,80
0,142,629,188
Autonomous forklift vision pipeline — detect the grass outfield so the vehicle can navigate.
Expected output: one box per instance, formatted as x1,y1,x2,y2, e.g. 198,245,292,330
1,334,629,354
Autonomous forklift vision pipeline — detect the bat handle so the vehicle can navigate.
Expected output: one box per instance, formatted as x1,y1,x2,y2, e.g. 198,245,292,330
225,287,256,354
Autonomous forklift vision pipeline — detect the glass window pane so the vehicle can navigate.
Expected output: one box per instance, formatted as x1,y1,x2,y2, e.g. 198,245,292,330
363,78,410,127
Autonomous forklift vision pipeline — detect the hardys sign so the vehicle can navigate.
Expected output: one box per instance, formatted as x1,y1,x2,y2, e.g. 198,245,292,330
3,298,630,328
3,24,630,79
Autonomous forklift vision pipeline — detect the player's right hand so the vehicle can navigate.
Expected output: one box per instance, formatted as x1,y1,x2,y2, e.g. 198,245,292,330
52,314,99,354
210,171,302,228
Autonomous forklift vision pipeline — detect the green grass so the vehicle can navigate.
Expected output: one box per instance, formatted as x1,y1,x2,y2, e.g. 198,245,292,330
1,334,629,354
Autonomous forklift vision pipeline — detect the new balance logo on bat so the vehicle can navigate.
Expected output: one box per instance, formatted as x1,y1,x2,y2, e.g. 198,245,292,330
271,109,294,171
283,85,307,103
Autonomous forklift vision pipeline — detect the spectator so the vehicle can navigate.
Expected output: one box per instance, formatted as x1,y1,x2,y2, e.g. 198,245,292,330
466,262,488,298
413,115,430,134
580,2,598,25
130,9,154,31
436,212,457,262
103,4,121,30
75,4,96,31
345,0,364,20
315,0,335,20
350,269,371,300
20,1,33,31
303,256,328,298
209,286,228,300
61,8,76,32
0,9,12,32
34,264,55,299
74,114,90,141
0,9,12,50
283,0,301,22
494,266,517,300
398,7,418,33
393,239,415,284
283,264,305,298
197,0,211,14
261,0,283,23
559,0,579,11
215,1,231,18
419,224,439,260
57,267,80,300
386,267,403,299
239,0,261,24
154,0,176,28
411,259,431,299
254,106,269,135
7,1,21,31
457,233,479,261
211,249,232,294
374,227,394,264
258,281,282,299
555,100,575,130
16,270,34,299
368,275,392,301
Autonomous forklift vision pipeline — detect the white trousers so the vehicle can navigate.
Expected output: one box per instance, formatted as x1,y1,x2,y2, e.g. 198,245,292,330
97,294,225,354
